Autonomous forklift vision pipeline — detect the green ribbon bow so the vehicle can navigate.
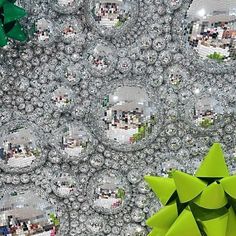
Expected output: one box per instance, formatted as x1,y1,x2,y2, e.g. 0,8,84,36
0,0,27,47
145,143,236,236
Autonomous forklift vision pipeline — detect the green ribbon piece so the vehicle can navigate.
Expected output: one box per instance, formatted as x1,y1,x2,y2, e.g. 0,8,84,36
145,143,236,236
0,0,27,47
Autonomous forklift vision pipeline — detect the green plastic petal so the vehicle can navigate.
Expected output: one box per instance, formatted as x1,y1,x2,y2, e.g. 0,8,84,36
194,182,227,209
195,143,229,178
0,22,8,47
144,144,236,236
3,1,27,24
227,196,236,213
172,170,207,203
190,203,228,221
165,209,202,236
226,207,236,236
146,201,178,229
148,228,167,236
202,212,228,236
220,176,236,199
144,176,176,205
6,21,27,42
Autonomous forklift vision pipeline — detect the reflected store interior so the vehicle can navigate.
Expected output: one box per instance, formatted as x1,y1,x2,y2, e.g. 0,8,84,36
191,94,224,129
52,173,77,197
87,43,114,71
52,87,73,109
0,191,60,236
89,171,130,214
92,0,133,28
61,125,89,156
94,183,125,210
186,0,236,61
102,86,157,144
0,127,41,168
92,172,128,212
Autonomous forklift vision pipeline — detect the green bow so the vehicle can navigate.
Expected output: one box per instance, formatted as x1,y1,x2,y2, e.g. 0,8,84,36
145,143,236,236
0,0,27,47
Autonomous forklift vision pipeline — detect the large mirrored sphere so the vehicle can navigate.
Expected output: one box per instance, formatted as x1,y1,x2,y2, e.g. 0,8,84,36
51,172,78,198
101,86,158,145
186,0,236,61
51,0,82,14
33,18,56,45
187,94,225,129
52,123,94,160
85,41,117,76
0,122,44,171
89,0,137,31
51,86,74,111
0,190,61,235
88,170,131,214
57,16,84,45
63,64,82,85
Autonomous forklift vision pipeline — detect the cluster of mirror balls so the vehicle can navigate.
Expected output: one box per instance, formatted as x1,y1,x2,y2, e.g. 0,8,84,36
1,0,236,235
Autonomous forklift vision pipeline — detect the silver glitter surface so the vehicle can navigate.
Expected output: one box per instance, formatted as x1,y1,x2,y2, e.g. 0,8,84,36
0,0,236,235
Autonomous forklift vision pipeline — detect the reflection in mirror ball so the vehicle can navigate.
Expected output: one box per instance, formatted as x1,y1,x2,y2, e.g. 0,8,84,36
85,41,117,76
51,86,74,111
34,18,55,45
89,170,131,214
0,125,41,169
121,224,147,236
57,17,83,44
166,65,188,87
52,173,77,198
102,86,157,144
55,123,93,160
0,190,60,235
91,0,133,29
186,0,236,61
51,0,82,13
191,95,224,129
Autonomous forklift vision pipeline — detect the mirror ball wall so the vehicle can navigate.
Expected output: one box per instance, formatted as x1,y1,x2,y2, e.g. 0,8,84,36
1,0,236,235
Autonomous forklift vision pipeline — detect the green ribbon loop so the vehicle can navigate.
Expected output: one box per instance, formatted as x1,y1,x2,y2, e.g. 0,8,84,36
145,143,236,236
0,0,27,46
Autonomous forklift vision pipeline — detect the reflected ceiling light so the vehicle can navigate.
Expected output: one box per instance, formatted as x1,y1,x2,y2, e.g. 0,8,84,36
113,95,119,101
198,8,206,17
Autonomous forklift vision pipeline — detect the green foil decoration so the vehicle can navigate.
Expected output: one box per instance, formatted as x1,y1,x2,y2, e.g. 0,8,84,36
145,143,236,236
0,0,27,46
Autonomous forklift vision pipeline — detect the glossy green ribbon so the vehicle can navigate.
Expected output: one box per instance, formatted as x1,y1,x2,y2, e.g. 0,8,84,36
0,0,27,47
145,143,236,236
